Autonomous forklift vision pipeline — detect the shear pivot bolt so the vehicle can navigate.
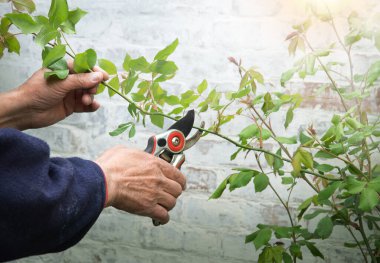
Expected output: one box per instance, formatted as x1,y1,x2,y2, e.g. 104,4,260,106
172,137,180,146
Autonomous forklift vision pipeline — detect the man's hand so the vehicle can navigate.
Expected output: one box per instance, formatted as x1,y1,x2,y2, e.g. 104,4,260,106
0,60,109,130
95,146,186,225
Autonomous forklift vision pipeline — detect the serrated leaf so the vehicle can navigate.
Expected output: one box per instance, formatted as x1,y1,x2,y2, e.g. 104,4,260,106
121,75,138,95
253,228,272,250
315,150,334,159
42,44,66,67
285,107,294,129
276,136,297,144
150,60,177,75
154,38,179,61
130,56,150,72
73,48,97,73
5,13,42,34
4,34,20,54
129,124,136,138
254,173,269,193
229,170,255,191
61,8,87,34
98,59,117,75
34,25,58,47
281,177,293,185
48,0,69,28
12,0,36,13
109,123,132,136
197,79,207,94
345,176,366,194
209,178,228,199
305,242,324,259
368,177,380,193
318,181,341,202
107,76,120,97
44,69,69,79
239,124,258,140
359,188,379,212
262,92,275,114
315,216,333,239
150,114,164,128
315,164,334,173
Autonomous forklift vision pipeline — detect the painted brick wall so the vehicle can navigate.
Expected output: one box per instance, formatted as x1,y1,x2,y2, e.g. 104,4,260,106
1,0,379,262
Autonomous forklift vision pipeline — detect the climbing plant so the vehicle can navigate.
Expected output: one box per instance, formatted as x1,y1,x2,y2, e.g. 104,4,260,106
0,0,379,262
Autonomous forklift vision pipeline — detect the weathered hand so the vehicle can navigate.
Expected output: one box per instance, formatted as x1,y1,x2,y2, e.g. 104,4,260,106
95,146,186,225
0,60,108,130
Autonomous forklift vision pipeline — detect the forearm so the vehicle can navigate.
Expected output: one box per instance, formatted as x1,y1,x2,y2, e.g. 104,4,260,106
0,87,30,130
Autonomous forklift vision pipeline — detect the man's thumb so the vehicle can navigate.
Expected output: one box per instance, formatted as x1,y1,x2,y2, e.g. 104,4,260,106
64,72,103,90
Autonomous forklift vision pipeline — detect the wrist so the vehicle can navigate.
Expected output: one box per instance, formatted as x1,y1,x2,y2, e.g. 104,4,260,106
0,87,30,130
95,160,115,208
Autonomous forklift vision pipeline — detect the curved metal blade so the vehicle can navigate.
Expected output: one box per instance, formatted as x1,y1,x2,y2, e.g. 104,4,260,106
183,121,205,151
168,109,194,137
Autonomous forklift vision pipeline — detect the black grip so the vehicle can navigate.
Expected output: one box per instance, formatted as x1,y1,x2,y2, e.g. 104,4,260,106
144,136,155,154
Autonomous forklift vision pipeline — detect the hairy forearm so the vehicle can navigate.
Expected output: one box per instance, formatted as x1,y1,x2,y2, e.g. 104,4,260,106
0,88,30,130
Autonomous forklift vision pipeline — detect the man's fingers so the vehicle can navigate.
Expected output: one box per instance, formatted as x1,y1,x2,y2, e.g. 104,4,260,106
156,159,186,190
81,93,94,106
150,205,170,224
157,191,177,211
162,177,183,198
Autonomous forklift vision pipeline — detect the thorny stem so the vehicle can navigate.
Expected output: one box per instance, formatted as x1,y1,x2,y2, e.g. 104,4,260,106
359,213,375,263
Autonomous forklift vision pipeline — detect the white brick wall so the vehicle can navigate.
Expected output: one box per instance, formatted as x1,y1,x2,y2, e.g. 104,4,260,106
1,0,379,262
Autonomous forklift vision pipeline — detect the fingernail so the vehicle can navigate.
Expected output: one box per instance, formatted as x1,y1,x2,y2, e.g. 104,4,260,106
91,72,103,83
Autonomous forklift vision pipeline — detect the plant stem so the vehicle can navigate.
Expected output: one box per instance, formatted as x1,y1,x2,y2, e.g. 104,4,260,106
345,226,368,263
358,214,376,263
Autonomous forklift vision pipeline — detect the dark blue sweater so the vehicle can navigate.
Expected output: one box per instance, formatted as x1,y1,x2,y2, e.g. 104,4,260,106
0,128,106,262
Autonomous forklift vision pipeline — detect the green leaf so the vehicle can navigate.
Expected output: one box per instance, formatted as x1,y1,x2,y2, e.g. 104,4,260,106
98,59,117,75
107,76,120,97
34,25,58,47
345,176,366,194
285,107,294,129
73,49,97,73
123,53,131,71
315,216,333,239
315,164,334,173
315,150,334,159
282,177,294,185
282,252,293,263
305,242,324,259
276,136,297,144
109,122,132,136
289,242,303,260
129,124,136,138
293,148,313,175
367,61,380,86
229,170,255,191
165,95,180,106
5,13,42,34
359,188,379,212
239,124,258,140
121,75,138,95
318,181,341,202
48,0,69,28
4,34,20,54
298,196,313,211
44,69,69,79
253,228,272,250
344,32,361,46
130,56,150,72
254,173,269,193
154,38,179,61
150,114,164,128
42,44,66,67
209,178,228,199
368,177,380,193
262,92,275,114
150,60,178,75
304,209,329,220
12,0,36,13
197,79,208,94
0,17,11,35
280,68,296,87
61,8,87,33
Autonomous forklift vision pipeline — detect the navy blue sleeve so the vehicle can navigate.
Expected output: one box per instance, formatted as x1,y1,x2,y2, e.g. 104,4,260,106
0,128,107,262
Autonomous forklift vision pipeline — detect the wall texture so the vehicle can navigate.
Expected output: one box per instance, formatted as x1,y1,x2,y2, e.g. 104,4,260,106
1,0,379,262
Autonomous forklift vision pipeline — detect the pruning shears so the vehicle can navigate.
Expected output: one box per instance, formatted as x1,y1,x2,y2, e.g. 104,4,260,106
144,110,204,226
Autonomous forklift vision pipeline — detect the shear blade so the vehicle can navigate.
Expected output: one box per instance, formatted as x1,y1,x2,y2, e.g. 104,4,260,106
168,110,195,137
